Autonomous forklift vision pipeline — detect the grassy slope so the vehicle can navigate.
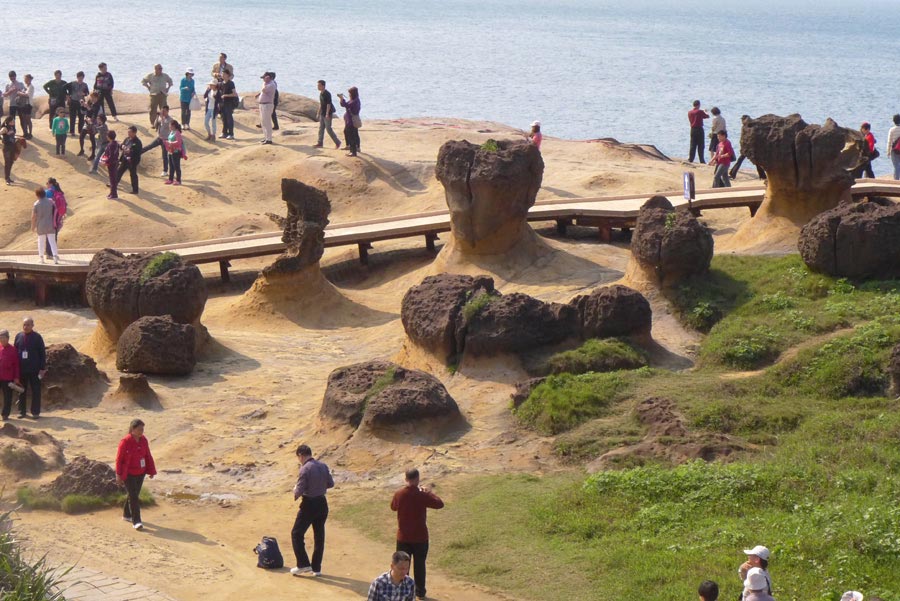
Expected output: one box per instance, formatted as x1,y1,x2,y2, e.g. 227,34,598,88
338,256,900,601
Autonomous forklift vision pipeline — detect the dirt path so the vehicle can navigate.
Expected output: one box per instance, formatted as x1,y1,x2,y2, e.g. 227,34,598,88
718,326,855,380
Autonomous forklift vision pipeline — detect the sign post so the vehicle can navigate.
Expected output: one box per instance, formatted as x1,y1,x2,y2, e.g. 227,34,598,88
683,171,696,210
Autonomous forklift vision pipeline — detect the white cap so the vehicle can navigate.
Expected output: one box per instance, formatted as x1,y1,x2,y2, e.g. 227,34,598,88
743,545,770,561
744,567,768,591
841,593,864,601
531,120,541,127
186,68,194,74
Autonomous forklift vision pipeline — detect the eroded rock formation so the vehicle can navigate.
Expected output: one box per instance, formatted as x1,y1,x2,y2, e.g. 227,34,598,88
569,284,653,339
0,423,64,476
464,293,580,356
263,178,331,277
43,456,119,498
116,316,197,375
43,344,109,407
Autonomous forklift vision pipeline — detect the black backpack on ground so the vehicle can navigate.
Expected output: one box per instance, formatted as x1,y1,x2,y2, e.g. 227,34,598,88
254,536,284,569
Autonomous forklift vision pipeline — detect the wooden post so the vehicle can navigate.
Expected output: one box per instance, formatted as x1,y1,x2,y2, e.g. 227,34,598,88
556,219,570,236
219,260,231,283
598,225,612,243
425,233,438,253
34,280,48,306
749,202,760,217
358,242,372,265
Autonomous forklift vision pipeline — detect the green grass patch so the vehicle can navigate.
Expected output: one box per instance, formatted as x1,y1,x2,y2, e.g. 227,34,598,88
365,367,398,402
17,487,155,514
140,251,181,284
461,291,496,321
0,510,71,600
543,338,648,376
480,139,499,152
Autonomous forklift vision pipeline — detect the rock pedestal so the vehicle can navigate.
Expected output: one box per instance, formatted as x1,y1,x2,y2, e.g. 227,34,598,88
116,316,196,375
262,178,331,278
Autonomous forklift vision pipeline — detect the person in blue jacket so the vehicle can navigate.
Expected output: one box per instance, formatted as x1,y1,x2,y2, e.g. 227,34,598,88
179,69,196,131
14,317,46,419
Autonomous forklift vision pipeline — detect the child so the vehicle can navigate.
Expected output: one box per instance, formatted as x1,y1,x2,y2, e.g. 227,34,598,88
51,108,68,155
164,120,186,185
89,114,109,173
528,120,542,149
105,131,119,199
31,187,59,264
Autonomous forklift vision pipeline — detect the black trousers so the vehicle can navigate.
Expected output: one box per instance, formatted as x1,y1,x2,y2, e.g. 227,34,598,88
344,125,360,154
68,101,83,134
18,372,40,417
97,89,117,116
689,126,705,163
291,495,328,572
180,101,191,126
221,105,235,136
168,152,181,182
0,381,13,418
3,146,13,181
123,473,145,523
18,105,32,138
116,158,140,193
397,541,429,598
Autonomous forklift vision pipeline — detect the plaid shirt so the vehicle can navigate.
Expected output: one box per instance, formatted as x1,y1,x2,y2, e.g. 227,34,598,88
366,572,415,601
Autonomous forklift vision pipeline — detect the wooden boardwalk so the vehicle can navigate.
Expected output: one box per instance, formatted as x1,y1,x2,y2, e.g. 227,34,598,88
4,179,900,303
58,566,178,601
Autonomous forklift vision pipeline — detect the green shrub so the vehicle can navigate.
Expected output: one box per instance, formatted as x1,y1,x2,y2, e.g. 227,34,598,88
0,510,71,600
17,487,155,514
707,324,781,369
480,139,499,152
16,487,60,511
544,338,647,375
140,251,181,284
462,292,495,321
60,494,107,514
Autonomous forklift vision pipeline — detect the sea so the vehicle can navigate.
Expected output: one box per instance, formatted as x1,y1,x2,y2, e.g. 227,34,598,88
8,0,900,169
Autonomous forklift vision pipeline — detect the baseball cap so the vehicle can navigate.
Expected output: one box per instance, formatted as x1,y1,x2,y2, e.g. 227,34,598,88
186,68,194,75
841,593,863,601
743,545,770,561
744,567,768,591
531,120,541,127
260,71,274,79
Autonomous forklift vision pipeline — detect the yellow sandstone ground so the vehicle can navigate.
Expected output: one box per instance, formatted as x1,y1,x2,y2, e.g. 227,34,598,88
0,92,759,600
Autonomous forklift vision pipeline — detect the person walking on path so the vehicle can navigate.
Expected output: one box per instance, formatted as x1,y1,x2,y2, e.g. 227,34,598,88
1,116,18,185
256,72,276,144
94,63,117,120
886,114,900,180
527,120,542,149
289,444,334,577
105,131,120,200
338,86,361,157
117,126,142,194
203,80,220,141
739,545,773,600
164,121,186,185
141,64,173,126
211,53,233,81
14,317,47,419
89,115,109,172
179,69,196,130
709,107,725,154
65,72,89,135
43,71,68,130
366,551,416,601
32,187,60,264
853,122,877,179
0,329,22,421
45,178,67,249
115,418,156,530
19,74,34,139
314,80,340,149
688,100,709,163
219,70,237,140
51,109,69,156
391,468,444,600
142,105,173,176
710,130,735,188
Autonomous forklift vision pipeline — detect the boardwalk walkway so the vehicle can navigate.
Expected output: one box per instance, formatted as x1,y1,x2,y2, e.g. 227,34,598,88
59,566,178,601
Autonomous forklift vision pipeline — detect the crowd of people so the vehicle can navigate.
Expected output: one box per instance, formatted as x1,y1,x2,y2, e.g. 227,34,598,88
687,100,900,187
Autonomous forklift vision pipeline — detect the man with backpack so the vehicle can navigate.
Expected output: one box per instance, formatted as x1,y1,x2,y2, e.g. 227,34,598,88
290,444,334,578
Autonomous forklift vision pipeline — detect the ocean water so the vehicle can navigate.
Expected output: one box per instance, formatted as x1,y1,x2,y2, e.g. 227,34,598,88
7,0,900,167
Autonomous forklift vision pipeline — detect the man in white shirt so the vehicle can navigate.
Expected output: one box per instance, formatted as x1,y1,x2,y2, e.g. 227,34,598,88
256,72,276,145
886,114,900,180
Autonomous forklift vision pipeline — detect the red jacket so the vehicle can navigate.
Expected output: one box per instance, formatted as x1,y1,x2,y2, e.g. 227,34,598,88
0,343,20,382
115,434,157,478
391,485,444,543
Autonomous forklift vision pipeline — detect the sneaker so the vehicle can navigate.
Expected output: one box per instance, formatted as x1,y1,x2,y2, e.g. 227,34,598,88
164,180,173,185
77,150,85,156
53,256,59,265
335,141,341,150
313,143,324,148
39,256,45,264
227,135,235,140
172,181,181,186
18,414,25,419
290,567,312,576
160,171,169,177
112,116,119,122
133,522,143,530
123,516,132,522
5,179,12,185
311,572,322,578
184,125,190,131
273,126,279,131
219,134,229,139
261,140,272,145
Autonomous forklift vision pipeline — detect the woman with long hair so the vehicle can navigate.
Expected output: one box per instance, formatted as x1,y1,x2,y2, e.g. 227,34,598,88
115,419,156,530
338,86,361,157
164,120,186,185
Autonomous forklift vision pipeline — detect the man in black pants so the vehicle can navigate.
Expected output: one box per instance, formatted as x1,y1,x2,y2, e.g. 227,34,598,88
117,126,142,194
94,63,118,120
688,100,709,163
43,71,67,129
290,444,334,577
14,317,46,419
65,71,89,135
391,468,444,600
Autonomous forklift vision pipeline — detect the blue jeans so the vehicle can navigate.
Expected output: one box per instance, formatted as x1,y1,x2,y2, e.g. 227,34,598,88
205,108,217,137
91,142,108,172
891,152,900,180
318,115,340,146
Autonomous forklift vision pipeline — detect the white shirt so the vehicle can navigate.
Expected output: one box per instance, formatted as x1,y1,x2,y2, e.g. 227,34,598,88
887,125,900,155
711,115,726,134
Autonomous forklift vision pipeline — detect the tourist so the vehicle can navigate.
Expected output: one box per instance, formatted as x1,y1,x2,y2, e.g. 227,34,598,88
179,69,196,130
391,468,444,600
45,178,67,251
2,72,25,122
89,115,109,172
338,86,361,157
527,120,542,149
79,93,103,160
219,70,237,140
1,116,17,184
314,80,340,149
289,444,334,577
51,108,69,156
688,100,709,163
203,80,220,141
117,126,142,194
0,330,21,421
710,130,735,188
366,551,416,601
743,568,775,601
698,580,719,601
105,131,120,200
65,72,89,135
739,545,772,600
141,64,173,126
14,317,47,419
887,114,900,180
164,121,186,185
853,122,877,179
19,74,34,139
709,107,725,154
94,63,117,120
256,72,276,145
840,592,863,601
142,105,173,176
115,418,156,530
211,52,233,81
43,71,68,129
271,72,280,131
32,187,60,264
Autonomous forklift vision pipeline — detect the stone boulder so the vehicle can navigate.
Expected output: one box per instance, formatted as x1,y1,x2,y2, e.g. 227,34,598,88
116,316,196,375
510,377,546,409
630,196,713,287
463,293,580,356
42,343,109,407
0,423,64,475
320,361,462,433
569,285,652,339
435,139,543,254
401,274,496,361
263,178,331,277
43,456,119,498
740,114,865,221
85,249,207,344
799,198,900,279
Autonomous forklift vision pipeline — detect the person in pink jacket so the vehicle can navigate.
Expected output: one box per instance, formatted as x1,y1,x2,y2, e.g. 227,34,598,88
164,121,186,185
0,329,21,420
115,419,157,530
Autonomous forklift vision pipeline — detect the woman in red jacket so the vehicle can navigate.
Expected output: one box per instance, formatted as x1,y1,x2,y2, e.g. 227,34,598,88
0,329,21,420
115,419,156,530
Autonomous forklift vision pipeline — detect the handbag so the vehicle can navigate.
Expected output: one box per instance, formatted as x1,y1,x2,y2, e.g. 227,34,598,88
351,113,362,129
99,152,109,166
870,147,880,160
189,95,201,111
